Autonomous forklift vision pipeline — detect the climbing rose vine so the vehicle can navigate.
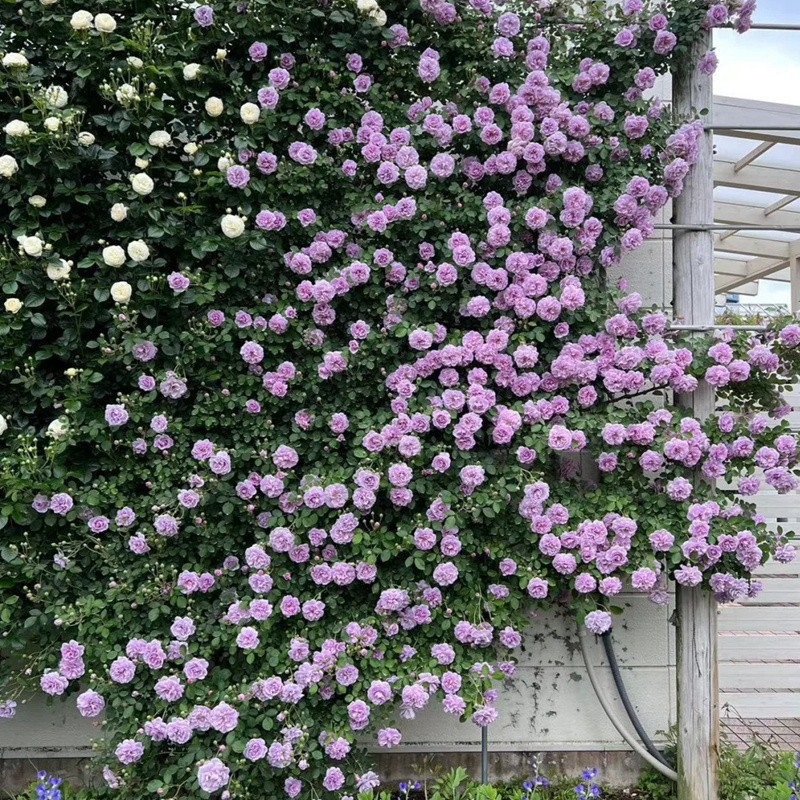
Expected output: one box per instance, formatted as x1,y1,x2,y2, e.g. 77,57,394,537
0,0,793,796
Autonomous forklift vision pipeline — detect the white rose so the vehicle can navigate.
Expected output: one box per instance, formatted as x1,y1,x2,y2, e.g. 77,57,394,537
115,83,138,105
184,142,198,155
102,245,126,267
70,10,93,30
4,298,23,313
215,49,227,61
127,240,149,262
370,8,387,25
0,415,7,436
130,172,154,195
19,235,44,257
0,154,19,178
110,202,128,221
47,418,68,439
217,155,232,172
47,260,71,281
183,63,201,80
29,195,47,208
77,131,95,145
205,97,224,117
94,13,116,32
221,214,245,238
356,0,379,11
44,85,68,108
148,130,171,148
240,102,260,125
3,53,29,69
4,120,30,137
127,56,143,69
40,0,58,5
44,116,61,132
134,157,149,169
110,281,132,304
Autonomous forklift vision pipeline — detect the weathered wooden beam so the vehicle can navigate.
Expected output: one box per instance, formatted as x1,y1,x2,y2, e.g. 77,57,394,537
733,141,774,173
673,25,719,800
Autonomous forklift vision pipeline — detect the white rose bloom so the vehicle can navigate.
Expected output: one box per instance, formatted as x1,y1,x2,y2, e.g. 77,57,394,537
78,131,95,145
215,49,227,61
183,63,201,80
29,195,47,208
217,155,232,172
356,0,379,11
240,102,260,125
148,130,171,148
19,235,44,257
110,202,128,221
3,53,29,69
47,418,68,439
94,13,116,32
44,116,61,132
115,83,139,105
130,172,154,195
40,0,58,5
127,240,149,262
4,120,30,137
221,214,245,238
110,281,132,303
127,56,144,69
0,155,19,178
44,85,68,108
0,414,6,436
102,245,126,267
134,157,149,169
184,142,198,155
47,260,71,281
370,8,387,25
4,298,23,313
70,10,93,29
205,97,224,117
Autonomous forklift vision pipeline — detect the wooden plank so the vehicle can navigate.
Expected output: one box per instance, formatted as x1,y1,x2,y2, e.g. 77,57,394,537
720,692,800,718
719,606,800,632
719,663,800,690
719,634,800,661
740,576,800,605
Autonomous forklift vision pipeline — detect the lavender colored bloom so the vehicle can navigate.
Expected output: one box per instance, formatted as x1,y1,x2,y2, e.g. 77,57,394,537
194,5,213,26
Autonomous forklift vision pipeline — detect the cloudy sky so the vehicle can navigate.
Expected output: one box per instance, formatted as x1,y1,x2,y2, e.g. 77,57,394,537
713,0,799,305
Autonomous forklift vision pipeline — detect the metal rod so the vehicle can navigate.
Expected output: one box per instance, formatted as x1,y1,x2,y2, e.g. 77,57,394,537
481,726,488,784
742,23,800,31
669,324,768,331
654,223,800,232
710,125,800,131
530,20,800,32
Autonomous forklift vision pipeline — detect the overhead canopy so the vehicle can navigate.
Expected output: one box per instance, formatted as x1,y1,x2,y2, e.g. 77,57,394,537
711,96,800,301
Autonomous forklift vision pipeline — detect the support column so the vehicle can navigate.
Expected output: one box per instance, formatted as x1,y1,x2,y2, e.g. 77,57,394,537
790,254,800,314
672,26,719,800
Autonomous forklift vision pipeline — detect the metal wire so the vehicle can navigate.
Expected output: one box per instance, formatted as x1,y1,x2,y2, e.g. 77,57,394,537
669,324,768,331
711,125,800,131
655,223,800,232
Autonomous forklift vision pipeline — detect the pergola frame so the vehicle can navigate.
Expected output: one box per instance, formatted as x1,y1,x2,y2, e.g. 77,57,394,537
710,96,800,308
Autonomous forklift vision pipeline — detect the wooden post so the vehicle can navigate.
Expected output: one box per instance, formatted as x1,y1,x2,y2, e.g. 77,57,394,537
790,254,800,314
673,26,719,800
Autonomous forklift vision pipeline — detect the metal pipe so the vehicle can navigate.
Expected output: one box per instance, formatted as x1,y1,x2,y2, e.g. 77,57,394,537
669,324,768,331
655,223,800,232
480,726,488,784
577,624,678,782
601,632,674,770
530,21,800,32
710,125,800,131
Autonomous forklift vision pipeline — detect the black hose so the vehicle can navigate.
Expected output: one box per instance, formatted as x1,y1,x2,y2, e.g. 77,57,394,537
601,631,674,770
